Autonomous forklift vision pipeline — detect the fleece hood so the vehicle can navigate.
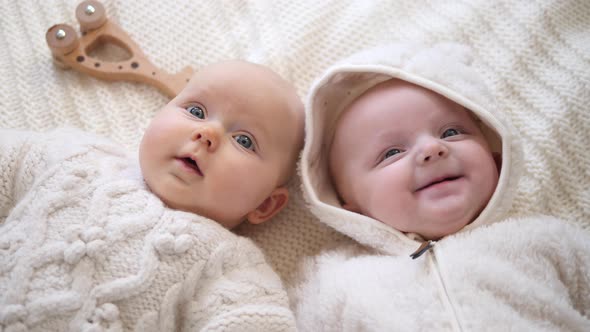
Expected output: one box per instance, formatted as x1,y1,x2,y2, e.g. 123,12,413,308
301,43,522,255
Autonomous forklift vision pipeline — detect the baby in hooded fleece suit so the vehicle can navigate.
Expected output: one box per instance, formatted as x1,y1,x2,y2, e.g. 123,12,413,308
293,43,590,331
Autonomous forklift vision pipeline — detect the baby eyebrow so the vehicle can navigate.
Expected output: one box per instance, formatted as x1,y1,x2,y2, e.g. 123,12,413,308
245,120,271,146
376,129,406,142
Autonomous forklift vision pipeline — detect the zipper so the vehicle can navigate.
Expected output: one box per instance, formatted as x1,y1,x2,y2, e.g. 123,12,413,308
430,247,463,332
410,240,435,259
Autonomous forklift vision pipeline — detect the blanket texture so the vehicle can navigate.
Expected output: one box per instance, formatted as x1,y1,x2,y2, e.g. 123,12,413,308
1,0,589,290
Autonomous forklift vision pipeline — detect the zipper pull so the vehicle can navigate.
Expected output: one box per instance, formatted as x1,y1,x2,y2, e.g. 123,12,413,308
410,240,434,259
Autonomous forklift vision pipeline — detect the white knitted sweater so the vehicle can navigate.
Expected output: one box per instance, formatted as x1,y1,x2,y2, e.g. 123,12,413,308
293,44,590,331
0,128,295,332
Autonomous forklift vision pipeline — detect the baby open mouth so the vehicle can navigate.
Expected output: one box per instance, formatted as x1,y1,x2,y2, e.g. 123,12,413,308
180,157,203,176
418,176,462,191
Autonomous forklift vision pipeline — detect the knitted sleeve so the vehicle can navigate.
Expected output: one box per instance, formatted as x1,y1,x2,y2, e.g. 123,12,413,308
0,129,46,217
181,237,296,332
0,127,118,218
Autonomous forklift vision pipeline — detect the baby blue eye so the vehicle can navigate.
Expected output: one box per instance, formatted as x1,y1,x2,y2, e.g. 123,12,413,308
187,105,205,119
384,148,402,160
441,128,460,138
234,134,254,150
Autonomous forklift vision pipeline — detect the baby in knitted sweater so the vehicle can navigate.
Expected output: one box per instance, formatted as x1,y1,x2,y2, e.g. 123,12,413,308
294,43,590,330
0,60,302,331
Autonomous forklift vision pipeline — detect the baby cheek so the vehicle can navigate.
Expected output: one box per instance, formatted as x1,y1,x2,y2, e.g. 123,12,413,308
483,164,499,201
470,155,499,214
218,165,273,211
146,117,177,142
141,126,170,157
477,149,499,185
363,177,396,214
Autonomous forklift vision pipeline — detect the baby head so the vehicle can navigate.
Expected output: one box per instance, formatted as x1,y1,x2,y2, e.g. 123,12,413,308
302,43,518,249
329,78,499,240
139,60,304,229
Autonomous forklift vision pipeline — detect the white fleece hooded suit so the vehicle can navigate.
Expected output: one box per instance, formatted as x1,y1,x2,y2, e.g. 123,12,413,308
295,43,590,331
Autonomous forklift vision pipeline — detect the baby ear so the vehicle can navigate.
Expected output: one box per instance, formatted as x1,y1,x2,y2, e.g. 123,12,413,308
246,187,289,224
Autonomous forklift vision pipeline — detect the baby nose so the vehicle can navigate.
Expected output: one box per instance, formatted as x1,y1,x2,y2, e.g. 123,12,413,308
416,140,448,165
193,125,221,151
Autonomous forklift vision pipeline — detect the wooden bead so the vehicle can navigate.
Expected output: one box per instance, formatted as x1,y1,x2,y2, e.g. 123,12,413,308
76,0,107,32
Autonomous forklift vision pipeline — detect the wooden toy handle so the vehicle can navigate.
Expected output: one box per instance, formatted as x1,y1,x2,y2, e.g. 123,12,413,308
46,0,193,98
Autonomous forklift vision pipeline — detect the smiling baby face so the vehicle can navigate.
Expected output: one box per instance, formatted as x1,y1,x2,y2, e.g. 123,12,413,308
329,79,498,240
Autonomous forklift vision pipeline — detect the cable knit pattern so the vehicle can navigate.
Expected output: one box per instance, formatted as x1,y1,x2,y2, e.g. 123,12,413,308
0,0,588,296
0,128,295,331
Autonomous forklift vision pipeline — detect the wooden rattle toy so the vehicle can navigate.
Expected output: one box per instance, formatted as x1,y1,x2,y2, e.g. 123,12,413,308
46,0,193,98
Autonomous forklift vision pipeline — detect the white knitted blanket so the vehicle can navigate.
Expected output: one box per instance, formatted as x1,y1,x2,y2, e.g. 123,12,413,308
1,0,589,287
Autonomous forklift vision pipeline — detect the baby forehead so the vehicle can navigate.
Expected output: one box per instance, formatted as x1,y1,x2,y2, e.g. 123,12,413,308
351,80,453,110
195,60,288,88
181,82,293,122
192,65,297,106
339,81,471,123
330,86,477,147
